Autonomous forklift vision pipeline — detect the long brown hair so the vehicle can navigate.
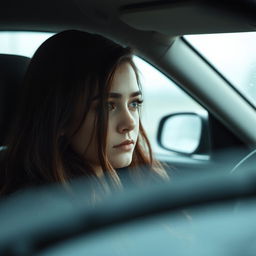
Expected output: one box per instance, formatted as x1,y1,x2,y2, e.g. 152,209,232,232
0,30,168,195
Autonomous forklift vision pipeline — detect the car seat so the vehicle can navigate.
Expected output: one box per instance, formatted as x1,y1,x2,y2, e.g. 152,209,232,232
0,54,30,146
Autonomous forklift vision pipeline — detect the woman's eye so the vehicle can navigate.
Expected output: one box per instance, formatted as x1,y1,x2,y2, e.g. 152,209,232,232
129,100,143,110
107,102,116,111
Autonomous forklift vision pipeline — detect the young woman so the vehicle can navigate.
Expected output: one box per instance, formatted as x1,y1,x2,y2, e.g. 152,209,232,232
0,30,168,196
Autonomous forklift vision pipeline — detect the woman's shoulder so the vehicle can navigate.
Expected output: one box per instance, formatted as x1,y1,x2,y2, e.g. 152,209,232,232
0,149,33,196
118,165,168,189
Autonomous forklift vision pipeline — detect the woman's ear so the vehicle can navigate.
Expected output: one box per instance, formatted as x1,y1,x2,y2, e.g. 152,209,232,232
59,130,65,136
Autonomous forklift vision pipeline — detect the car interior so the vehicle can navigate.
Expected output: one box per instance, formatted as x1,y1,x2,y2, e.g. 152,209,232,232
0,0,256,255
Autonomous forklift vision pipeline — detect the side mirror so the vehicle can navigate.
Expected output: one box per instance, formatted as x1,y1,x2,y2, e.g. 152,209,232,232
157,113,210,155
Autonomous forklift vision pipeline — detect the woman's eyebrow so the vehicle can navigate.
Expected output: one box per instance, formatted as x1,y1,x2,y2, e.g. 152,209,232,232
108,91,142,98
130,91,142,98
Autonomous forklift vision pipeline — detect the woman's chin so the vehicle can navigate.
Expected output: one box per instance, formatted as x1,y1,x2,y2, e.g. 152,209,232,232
111,155,133,169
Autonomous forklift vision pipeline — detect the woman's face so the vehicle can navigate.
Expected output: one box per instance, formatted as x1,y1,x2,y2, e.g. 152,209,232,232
71,62,141,173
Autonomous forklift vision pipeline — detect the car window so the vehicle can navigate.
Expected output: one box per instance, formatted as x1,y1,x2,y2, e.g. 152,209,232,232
0,31,53,57
185,32,256,108
133,57,208,157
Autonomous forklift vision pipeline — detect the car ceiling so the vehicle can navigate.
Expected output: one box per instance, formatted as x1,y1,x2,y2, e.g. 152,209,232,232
1,0,256,38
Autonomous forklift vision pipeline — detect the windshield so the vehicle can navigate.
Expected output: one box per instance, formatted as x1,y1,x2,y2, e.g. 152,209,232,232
185,32,256,108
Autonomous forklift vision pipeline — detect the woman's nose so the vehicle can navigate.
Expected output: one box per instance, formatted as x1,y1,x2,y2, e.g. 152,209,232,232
117,109,136,134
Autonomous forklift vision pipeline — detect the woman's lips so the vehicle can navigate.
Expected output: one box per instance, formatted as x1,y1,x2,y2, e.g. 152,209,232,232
113,140,134,151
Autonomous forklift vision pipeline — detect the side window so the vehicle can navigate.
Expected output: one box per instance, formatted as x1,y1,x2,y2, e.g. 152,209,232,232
0,32,53,57
134,57,208,157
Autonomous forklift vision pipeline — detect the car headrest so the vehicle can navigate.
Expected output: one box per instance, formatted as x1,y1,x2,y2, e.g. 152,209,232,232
0,54,30,146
